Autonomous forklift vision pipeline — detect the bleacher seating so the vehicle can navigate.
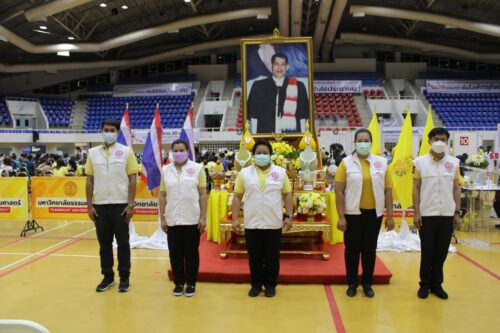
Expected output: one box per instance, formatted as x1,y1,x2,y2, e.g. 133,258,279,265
0,99,11,127
85,93,194,130
363,88,386,99
314,93,363,127
425,91,500,130
39,97,73,127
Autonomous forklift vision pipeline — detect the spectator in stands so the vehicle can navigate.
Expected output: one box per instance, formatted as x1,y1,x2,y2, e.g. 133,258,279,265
11,154,20,170
53,158,68,177
36,157,52,176
331,144,347,167
86,118,140,293
159,139,207,297
25,155,35,176
0,156,14,177
231,140,294,298
247,53,309,133
413,127,461,300
68,159,83,176
63,153,70,165
334,129,394,298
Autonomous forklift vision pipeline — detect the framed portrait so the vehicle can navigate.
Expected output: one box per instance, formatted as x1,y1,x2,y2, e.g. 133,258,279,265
241,30,314,137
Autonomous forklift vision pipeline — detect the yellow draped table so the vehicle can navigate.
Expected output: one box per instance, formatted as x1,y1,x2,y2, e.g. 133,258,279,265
207,191,343,244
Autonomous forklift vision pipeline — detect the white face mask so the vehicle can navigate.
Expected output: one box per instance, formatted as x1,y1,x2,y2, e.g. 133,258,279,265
431,140,447,154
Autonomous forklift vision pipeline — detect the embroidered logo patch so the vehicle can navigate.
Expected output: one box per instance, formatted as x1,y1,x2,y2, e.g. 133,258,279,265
374,161,383,169
186,168,195,176
115,150,124,157
444,162,453,171
271,171,280,180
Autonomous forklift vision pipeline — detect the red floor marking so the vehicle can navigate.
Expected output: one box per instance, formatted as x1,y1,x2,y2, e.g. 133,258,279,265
324,285,347,333
456,251,500,280
0,238,82,278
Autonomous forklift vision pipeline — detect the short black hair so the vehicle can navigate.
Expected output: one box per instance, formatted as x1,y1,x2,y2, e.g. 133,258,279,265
428,127,450,139
171,139,189,150
101,118,120,131
354,128,373,142
271,53,288,65
252,140,273,155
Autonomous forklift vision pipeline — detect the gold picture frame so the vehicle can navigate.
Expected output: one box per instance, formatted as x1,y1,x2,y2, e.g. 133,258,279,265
241,28,316,140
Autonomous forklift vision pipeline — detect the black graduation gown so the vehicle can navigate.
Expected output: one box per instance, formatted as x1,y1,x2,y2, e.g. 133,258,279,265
247,76,309,133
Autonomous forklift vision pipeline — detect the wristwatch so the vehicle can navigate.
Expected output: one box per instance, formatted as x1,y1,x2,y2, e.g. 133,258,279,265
128,203,136,209
455,210,462,215
284,214,294,220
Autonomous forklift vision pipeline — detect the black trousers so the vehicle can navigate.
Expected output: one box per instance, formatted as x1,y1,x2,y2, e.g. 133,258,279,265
344,210,382,286
245,229,282,288
419,216,453,288
167,225,201,286
93,204,130,279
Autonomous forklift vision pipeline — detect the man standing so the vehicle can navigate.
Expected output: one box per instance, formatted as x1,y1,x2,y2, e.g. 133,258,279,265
247,53,309,133
86,119,139,293
413,127,461,300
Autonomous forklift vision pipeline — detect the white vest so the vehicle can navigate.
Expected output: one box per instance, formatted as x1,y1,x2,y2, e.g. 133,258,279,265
414,154,459,217
343,154,388,217
241,164,287,230
163,160,203,226
89,143,132,205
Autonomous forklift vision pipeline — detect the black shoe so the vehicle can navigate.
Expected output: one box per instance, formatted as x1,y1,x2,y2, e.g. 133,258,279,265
346,285,357,297
248,286,262,297
185,285,196,297
362,285,375,298
418,286,429,299
96,277,115,292
430,286,448,300
172,284,184,296
118,279,130,293
264,287,276,298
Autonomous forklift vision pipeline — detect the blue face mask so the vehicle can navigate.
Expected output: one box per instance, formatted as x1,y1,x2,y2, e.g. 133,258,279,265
255,154,270,167
355,142,371,156
102,132,117,144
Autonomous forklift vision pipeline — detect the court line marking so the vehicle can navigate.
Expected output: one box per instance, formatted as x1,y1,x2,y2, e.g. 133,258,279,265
0,227,95,273
456,251,500,280
0,221,75,248
0,238,82,278
324,285,347,333
0,252,169,260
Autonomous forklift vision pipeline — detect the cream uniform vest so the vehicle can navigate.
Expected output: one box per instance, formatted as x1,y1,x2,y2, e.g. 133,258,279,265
89,143,132,205
163,160,203,226
413,154,459,217
343,154,388,217
241,165,287,230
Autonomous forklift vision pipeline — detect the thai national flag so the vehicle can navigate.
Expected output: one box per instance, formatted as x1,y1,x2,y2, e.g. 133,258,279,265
117,103,132,148
141,104,163,191
180,103,196,160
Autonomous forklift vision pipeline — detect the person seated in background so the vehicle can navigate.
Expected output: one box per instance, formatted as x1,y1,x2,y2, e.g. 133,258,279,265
68,159,83,176
0,156,14,176
36,157,52,176
52,158,68,177
25,155,36,176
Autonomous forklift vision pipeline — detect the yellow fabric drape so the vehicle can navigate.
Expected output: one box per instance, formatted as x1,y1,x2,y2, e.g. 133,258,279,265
206,191,343,244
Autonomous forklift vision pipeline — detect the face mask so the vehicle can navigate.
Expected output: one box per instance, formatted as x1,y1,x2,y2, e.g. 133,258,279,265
355,142,371,155
431,140,447,154
102,132,117,144
255,154,270,167
172,152,188,164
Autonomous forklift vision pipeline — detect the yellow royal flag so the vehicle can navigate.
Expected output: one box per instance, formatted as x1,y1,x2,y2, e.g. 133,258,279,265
367,111,382,155
390,109,413,209
419,105,435,156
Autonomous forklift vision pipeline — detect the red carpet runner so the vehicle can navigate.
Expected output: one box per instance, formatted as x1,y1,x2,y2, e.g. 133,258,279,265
168,238,392,284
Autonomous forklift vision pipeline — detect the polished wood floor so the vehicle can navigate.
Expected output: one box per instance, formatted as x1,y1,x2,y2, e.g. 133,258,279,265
0,220,498,333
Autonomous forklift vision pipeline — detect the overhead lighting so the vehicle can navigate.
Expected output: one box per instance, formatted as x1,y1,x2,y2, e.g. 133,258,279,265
68,36,75,40
257,14,269,20
100,2,107,7
39,25,47,30
33,29,51,34
184,0,191,3
121,5,128,9
352,12,365,17
57,51,70,57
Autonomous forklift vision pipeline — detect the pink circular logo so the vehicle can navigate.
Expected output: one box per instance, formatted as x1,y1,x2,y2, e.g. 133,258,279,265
374,161,383,169
444,162,453,171
271,171,280,180
186,168,195,176
115,150,124,157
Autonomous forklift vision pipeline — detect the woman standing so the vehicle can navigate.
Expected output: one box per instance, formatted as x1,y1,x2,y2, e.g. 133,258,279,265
231,140,294,298
334,128,394,298
159,139,208,297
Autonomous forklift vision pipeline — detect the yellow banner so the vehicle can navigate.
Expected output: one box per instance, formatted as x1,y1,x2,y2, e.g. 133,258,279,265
0,178,29,221
31,177,158,222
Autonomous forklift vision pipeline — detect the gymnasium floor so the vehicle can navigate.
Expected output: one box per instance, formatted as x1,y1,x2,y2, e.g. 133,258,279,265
0,220,499,333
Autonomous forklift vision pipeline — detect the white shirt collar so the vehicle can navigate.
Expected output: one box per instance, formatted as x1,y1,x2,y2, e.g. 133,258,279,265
272,76,285,87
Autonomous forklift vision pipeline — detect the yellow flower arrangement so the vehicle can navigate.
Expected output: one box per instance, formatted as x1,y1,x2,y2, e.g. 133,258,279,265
271,153,288,168
466,151,489,169
297,192,327,216
271,141,298,159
